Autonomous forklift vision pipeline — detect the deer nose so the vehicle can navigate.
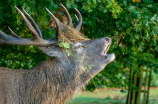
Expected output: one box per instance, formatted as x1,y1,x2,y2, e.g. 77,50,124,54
105,37,112,44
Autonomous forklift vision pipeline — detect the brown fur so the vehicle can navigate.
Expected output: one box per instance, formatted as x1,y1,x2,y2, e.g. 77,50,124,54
0,57,89,104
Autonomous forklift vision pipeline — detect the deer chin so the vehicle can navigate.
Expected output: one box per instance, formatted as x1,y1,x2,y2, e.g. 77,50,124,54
88,53,115,80
106,53,115,63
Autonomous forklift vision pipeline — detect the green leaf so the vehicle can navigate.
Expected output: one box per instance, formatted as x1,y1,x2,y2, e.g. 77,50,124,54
59,42,64,47
126,27,131,35
63,43,70,49
97,0,101,3
128,6,136,12
67,52,70,56
92,0,97,4
146,4,153,8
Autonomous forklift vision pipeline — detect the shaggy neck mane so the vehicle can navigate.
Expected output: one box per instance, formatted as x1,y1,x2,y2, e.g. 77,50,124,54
7,58,88,104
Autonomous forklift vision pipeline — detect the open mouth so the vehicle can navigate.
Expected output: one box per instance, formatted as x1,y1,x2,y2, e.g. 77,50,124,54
102,44,111,57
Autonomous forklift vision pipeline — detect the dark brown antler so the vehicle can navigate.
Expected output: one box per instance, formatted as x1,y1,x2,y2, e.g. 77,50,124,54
23,9,43,38
15,6,41,40
60,4,72,26
0,6,58,46
61,4,82,31
75,14,79,22
8,26,22,39
74,14,82,31
46,8,64,41
74,8,82,31
48,4,83,31
0,5,83,46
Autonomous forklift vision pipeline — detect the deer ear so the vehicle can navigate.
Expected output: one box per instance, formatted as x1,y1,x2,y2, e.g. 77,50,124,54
38,46,59,57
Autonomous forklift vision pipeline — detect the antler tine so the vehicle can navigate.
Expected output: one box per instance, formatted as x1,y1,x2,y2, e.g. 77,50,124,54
60,4,72,26
0,30,57,46
46,8,63,42
8,26,22,38
74,8,82,31
15,6,41,40
74,14,81,31
23,9,43,38
75,14,79,22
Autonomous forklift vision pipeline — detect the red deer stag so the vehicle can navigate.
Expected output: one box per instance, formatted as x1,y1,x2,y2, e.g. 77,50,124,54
0,4,115,104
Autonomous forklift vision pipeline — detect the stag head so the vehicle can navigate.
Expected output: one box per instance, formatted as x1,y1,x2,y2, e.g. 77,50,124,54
0,4,115,81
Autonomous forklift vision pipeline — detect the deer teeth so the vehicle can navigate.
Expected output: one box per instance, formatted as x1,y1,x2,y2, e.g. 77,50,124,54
102,44,110,56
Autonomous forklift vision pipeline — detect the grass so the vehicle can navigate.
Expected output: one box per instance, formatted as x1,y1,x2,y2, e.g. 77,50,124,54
148,88,158,104
70,88,158,104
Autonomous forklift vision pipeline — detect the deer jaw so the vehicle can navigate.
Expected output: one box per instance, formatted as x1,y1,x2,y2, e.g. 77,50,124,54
70,37,115,79
38,37,115,82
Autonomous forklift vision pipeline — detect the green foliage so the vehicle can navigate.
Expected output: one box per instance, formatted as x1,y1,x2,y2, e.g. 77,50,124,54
0,0,56,69
0,0,158,91
150,70,158,87
59,42,71,49
78,0,158,91
59,42,71,56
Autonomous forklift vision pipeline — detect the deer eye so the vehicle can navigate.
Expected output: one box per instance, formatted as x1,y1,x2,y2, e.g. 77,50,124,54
73,45,85,49
74,45,82,49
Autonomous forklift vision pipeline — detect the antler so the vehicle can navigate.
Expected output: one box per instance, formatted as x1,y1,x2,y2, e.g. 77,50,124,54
0,5,83,46
46,4,83,34
60,4,72,26
0,6,59,46
49,4,83,31
74,8,82,31
74,14,81,31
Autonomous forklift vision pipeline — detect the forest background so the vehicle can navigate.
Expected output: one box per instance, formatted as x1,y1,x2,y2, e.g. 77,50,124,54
0,0,157,91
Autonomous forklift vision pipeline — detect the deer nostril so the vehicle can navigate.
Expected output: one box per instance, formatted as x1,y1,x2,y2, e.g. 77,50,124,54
105,37,111,43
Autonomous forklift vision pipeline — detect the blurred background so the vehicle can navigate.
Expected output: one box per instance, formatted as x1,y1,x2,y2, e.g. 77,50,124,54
0,0,158,103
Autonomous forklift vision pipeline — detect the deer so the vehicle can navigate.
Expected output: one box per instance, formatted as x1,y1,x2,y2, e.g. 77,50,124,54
0,4,115,104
